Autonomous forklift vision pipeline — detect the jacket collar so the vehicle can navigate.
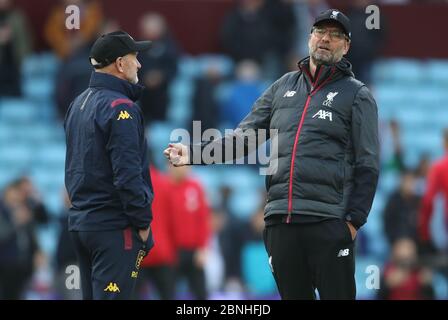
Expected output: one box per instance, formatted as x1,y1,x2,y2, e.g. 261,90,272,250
297,56,354,91
88,72,144,102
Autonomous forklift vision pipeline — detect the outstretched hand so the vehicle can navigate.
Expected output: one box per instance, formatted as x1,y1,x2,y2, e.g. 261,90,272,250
163,143,189,166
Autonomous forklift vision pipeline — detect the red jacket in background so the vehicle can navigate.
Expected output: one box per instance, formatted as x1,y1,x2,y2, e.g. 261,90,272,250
419,154,448,241
169,177,211,250
141,168,177,267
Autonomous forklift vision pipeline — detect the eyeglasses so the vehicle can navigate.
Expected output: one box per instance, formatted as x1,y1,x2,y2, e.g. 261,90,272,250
312,27,348,41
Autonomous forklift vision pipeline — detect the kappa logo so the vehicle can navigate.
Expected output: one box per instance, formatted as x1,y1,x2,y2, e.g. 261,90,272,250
338,248,350,257
104,282,120,293
283,90,296,97
313,110,333,122
323,92,338,107
117,110,132,120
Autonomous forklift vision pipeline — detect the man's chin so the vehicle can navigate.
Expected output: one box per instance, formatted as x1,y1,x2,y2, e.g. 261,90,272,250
312,54,335,66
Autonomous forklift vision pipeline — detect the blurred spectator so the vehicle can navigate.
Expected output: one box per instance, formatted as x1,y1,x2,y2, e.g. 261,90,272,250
138,167,177,300
44,0,103,60
0,0,32,96
0,182,40,299
138,13,179,123
217,186,249,293
15,176,49,225
220,60,265,129
221,0,275,78
382,120,405,173
378,238,434,300
418,129,448,254
54,191,79,299
54,19,120,119
383,170,421,246
168,164,211,299
346,0,385,86
292,0,329,58
190,61,222,133
262,0,296,78
414,154,430,197
204,210,226,296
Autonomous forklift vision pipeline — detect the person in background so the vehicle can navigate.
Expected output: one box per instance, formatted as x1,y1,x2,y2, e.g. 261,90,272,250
138,13,179,123
168,164,211,300
44,0,103,60
138,167,177,300
378,238,434,300
0,181,40,299
418,129,448,254
383,170,421,246
0,0,32,96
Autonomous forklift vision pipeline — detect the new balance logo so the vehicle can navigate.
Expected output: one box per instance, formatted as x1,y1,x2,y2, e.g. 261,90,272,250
338,249,350,257
104,282,120,292
313,110,332,121
283,90,296,97
323,92,338,107
117,110,132,120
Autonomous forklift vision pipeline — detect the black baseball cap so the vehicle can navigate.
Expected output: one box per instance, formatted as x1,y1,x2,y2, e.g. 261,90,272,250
312,9,351,39
89,31,151,69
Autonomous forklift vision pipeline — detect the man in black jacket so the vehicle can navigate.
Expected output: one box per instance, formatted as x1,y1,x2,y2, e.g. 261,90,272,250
165,9,379,299
65,31,154,299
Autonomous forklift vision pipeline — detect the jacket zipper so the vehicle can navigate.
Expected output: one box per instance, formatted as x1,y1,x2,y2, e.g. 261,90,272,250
286,67,335,223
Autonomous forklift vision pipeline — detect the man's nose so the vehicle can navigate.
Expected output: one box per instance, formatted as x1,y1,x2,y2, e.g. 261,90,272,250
137,60,141,69
320,32,331,42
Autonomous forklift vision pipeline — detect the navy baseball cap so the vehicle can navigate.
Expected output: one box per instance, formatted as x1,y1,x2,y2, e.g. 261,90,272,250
313,9,351,39
89,31,151,69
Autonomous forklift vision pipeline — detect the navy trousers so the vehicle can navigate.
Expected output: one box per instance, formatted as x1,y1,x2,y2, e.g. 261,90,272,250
71,227,153,300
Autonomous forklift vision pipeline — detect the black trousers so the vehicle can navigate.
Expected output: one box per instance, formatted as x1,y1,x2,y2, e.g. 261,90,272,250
177,249,207,300
71,227,153,300
136,265,176,300
263,219,356,300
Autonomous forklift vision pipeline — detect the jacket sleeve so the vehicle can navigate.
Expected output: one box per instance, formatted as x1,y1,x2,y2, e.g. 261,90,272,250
189,77,280,164
345,86,380,229
418,163,440,241
106,104,152,229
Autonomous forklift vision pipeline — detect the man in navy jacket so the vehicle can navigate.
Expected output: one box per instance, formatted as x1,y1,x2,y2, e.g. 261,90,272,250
64,31,154,299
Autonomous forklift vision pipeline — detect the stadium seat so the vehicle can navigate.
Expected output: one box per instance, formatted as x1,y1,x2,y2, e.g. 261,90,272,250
33,143,66,170
0,98,38,124
372,59,424,85
426,59,448,86
22,76,55,100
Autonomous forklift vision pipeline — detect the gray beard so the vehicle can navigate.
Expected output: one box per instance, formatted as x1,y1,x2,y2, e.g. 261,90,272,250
311,53,336,66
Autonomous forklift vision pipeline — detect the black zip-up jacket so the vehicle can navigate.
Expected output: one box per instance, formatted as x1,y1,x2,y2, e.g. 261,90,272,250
64,72,153,231
190,57,379,229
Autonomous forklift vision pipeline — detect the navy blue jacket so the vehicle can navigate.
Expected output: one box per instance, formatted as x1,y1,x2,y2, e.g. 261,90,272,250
64,72,153,231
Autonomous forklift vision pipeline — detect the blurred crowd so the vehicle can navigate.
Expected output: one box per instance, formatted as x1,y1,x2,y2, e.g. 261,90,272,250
0,0,447,300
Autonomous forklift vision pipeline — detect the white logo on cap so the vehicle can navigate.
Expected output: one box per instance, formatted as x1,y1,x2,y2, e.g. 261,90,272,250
330,10,339,19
